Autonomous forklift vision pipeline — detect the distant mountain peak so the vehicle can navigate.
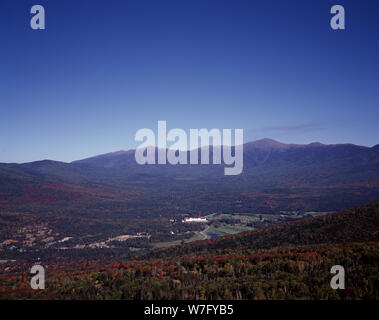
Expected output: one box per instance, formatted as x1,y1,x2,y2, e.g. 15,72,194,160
308,142,325,147
245,138,292,150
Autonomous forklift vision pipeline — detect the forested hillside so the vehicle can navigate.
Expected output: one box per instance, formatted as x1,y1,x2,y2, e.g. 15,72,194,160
1,202,378,300
145,201,379,258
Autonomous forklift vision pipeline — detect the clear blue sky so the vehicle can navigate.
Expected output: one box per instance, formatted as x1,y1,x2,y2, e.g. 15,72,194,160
1,0,378,163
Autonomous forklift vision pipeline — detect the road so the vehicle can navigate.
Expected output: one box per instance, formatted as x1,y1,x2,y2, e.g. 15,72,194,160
199,225,210,240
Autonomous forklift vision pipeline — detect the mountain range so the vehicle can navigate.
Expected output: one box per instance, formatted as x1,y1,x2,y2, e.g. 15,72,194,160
1,138,378,213
0,139,378,299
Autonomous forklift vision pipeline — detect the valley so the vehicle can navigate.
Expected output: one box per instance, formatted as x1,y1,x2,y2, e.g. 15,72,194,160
152,210,332,249
0,139,378,299
1,139,378,264
1,201,378,300
0,208,331,263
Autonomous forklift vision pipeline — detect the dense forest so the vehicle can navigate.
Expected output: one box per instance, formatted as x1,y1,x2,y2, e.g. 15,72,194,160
1,201,378,300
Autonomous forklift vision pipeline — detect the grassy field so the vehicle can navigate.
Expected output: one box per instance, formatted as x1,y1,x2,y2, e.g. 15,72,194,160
151,211,331,249
206,224,253,236
151,239,183,249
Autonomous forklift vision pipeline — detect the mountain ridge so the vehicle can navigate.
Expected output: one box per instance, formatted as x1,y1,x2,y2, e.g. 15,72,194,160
1,138,378,213
73,138,374,165
0,138,374,166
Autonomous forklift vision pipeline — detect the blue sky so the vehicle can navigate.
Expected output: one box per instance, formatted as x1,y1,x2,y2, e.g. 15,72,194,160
1,0,378,163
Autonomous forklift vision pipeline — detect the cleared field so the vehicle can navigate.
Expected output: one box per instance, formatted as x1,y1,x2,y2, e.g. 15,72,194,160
206,224,253,237
151,211,331,249
151,239,183,249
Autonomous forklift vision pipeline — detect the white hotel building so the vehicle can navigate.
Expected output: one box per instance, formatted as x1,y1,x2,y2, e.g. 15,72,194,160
182,217,208,223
